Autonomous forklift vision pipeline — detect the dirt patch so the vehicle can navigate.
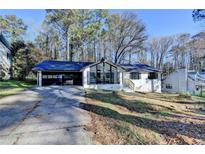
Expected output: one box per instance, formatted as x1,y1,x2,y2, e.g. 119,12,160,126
167,134,204,145
85,112,124,144
84,90,205,145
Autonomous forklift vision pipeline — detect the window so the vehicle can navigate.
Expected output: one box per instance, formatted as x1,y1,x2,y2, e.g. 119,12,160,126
166,84,172,89
7,53,10,59
96,63,104,83
48,75,53,79
196,86,199,91
148,72,158,79
89,72,97,84
42,75,48,79
88,62,120,84
130,72,141,80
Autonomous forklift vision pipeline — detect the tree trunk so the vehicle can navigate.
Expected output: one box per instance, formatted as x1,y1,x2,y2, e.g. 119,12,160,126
66,28,72,61
93,39,96,62
128,51,131,64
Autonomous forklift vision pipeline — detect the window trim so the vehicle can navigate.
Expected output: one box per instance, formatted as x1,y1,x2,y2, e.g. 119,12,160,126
166,84,172,89
88,62,120,85
130,72,141,80
148,72,158,80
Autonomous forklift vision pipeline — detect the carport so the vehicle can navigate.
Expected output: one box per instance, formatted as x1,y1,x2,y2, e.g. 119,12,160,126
41,71,83,86
33,60,93,86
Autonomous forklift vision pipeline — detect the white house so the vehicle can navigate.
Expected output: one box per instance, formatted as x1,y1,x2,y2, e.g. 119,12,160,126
0,34,12,79
121,64,161,93
162,68,205,95
33,58,161,93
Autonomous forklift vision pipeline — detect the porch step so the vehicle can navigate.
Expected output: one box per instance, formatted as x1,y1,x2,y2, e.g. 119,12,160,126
122,86,134,93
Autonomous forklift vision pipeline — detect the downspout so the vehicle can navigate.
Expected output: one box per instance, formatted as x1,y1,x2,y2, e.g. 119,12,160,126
195,73,197,95
185,67,188,93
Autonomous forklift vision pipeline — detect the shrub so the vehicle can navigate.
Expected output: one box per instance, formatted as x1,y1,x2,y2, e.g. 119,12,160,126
179,92,191,99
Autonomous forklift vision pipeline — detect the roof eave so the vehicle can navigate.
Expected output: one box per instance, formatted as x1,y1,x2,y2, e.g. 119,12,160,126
32,69,82,72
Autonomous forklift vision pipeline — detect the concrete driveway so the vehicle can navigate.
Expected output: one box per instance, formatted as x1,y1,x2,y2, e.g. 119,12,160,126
0,86,92,145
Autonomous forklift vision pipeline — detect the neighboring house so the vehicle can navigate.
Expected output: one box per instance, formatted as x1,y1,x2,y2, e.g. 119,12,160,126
32,58,161,93
0,34,12,79
162,68,205,95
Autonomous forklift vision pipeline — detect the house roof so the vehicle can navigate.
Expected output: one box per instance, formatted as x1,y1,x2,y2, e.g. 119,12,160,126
33,59,160,73
32,60,93,72
188,72,205,82
120,63,160,72
0,34,11,50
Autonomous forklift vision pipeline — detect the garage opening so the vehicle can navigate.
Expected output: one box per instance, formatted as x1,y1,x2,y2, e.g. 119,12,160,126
42,72,83,86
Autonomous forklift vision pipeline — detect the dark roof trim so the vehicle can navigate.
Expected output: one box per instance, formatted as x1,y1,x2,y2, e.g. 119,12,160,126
32,60,93,72
35,70,83,73
32,59,160,73
120,63,161,73
80,59,125,71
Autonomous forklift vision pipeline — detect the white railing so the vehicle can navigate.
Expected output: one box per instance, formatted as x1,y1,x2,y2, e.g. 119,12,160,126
124,78,135,91
191,72,205,86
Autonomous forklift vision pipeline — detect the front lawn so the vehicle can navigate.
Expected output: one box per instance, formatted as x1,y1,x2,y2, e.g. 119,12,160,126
84,90,205,145
197,91,205,97
0,80,34,98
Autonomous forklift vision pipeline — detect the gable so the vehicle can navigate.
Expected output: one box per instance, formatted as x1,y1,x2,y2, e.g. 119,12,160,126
81,59,125,71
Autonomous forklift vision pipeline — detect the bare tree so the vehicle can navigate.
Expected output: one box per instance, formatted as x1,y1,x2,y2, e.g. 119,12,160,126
157,36,173,69
188,34,205,71
147,36,173,69
147,38,160,67
106,12,147,64
170,33,190,69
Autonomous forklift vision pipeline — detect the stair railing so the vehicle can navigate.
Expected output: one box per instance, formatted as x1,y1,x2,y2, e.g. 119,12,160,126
124,78,135,91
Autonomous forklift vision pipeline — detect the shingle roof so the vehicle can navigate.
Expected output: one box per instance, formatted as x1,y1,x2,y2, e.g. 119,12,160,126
32,60,93,72
119,63,160,72
0,34,11,50
33,60,160,73
188,72,205,81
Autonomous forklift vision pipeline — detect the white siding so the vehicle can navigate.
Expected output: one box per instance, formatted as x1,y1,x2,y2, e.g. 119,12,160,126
187,78,200,95
123,72,161,93
162,69,187,93
0,41,11,79
162,69,201,95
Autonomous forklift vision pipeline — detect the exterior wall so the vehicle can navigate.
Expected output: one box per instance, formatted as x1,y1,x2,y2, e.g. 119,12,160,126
83,67,123,91
162,69,187,93
123,72,161,93
162,69,200,95
0,41,11,79
187,78,200,95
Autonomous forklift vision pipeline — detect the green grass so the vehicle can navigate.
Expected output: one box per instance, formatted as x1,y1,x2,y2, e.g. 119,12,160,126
0,80,34,98
197,91,205,97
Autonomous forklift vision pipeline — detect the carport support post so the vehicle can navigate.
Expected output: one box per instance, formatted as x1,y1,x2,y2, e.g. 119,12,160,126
37,71,42,87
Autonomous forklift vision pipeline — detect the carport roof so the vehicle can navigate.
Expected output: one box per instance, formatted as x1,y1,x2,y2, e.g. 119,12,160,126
32,60,93,72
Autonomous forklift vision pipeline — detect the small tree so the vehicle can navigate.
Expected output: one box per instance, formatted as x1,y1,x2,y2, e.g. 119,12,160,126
14,42,43,80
